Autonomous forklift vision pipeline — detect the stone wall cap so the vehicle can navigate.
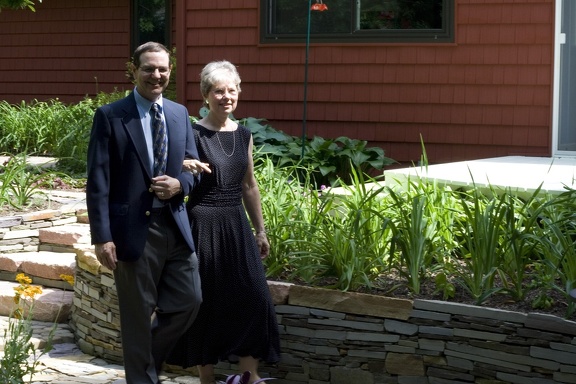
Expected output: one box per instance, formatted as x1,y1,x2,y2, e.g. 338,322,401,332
288,285,413,320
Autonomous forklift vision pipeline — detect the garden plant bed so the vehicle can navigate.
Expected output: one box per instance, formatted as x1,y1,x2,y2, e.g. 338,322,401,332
2,186,575,322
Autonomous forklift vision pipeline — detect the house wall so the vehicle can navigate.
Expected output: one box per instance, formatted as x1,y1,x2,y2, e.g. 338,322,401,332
180,0,556,164
0,1,557,164
0,0,132,103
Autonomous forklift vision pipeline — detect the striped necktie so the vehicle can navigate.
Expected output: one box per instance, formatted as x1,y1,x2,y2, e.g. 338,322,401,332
151,103,167,176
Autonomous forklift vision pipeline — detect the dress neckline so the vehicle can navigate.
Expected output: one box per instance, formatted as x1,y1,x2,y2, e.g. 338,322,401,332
196,121,238,132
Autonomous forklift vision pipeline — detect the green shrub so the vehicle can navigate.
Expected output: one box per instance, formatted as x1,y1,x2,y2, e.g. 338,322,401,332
239,117,396,187
1,91,392,181
0,90,127,174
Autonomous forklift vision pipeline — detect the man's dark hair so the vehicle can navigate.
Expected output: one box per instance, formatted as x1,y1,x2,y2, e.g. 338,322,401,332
132,41,171,68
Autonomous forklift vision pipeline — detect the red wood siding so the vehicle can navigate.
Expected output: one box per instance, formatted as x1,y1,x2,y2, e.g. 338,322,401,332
180,0,555,164
0,0,131,103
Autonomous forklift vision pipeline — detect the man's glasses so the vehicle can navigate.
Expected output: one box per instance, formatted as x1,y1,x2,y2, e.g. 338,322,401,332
139,66,171,75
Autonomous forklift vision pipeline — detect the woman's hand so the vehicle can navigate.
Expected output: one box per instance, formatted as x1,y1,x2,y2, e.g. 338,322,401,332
183,159,211,175
255,232,270,259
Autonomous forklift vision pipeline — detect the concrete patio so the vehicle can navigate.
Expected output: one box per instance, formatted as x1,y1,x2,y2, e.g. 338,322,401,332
384,156,576,198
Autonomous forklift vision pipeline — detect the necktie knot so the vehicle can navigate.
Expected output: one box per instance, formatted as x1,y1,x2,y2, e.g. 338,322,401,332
151,103,167,176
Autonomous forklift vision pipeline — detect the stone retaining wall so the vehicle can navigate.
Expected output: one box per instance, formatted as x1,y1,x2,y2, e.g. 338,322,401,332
0,208,80,253
72,250,124,363
73,249,576,384
267,287,576,384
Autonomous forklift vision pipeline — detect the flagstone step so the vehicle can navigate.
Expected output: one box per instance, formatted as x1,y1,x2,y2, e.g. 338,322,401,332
40,222,91,244
0,251,76,288
0,280,73,323
0,222,93,323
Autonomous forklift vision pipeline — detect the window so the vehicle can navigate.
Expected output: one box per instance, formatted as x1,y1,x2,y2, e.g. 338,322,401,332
261,0,453,43
132,0,171,51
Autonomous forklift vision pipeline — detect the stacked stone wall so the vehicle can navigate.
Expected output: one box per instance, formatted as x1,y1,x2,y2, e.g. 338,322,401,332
0,209,79,253
73,251,576,383
71,257,123,363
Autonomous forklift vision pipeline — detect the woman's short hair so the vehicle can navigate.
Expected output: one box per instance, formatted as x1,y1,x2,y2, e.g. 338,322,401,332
199,60,242,98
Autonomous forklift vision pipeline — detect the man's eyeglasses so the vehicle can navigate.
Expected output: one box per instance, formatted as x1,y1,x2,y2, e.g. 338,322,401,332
139,66,171,75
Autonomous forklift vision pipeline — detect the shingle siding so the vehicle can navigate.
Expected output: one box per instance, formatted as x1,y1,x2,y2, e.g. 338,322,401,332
0,0,131,102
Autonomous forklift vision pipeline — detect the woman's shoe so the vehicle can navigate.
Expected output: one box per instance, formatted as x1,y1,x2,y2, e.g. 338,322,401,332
220,371,275,384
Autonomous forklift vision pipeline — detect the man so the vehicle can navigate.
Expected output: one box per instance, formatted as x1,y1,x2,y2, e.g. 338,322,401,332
86,42,202,384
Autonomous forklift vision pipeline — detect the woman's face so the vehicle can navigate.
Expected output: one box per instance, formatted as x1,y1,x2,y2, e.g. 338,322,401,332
205,81,239,115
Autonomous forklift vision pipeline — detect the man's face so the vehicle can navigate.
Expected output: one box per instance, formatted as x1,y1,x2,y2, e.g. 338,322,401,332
132,51,171,101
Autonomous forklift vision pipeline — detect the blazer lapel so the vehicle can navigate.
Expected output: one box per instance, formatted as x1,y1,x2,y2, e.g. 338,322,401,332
163,102,186,176
121,95,152,179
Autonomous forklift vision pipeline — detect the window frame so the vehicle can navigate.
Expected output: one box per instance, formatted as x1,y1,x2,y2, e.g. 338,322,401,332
260,0,454,44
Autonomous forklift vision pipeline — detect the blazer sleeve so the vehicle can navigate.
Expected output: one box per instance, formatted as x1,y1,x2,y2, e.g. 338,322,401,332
86,106,113,244
172,104,199,197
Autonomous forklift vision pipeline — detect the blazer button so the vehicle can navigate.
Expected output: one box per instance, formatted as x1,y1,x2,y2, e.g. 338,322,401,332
148,187,153,193
145,211,151,216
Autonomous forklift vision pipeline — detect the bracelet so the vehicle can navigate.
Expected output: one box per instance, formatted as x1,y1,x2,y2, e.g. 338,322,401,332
256,230,266,235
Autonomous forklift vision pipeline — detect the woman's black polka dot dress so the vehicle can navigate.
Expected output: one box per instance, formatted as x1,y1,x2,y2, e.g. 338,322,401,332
167,124,281,367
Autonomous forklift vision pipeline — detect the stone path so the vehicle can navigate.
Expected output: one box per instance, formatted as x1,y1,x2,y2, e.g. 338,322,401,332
0,316,201,384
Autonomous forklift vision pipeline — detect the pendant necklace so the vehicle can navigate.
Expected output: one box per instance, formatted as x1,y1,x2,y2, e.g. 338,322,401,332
216,130,236,157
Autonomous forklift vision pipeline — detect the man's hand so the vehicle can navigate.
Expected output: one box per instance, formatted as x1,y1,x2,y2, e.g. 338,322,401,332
95,242,117,270
151,175,182,199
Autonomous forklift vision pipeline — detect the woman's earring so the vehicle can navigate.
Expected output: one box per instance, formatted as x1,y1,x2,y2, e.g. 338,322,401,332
205,99,209,104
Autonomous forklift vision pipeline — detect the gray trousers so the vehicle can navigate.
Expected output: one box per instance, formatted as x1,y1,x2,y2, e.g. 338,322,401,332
114,209,201,384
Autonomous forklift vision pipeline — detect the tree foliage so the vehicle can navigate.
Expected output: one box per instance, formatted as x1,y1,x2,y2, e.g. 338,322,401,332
0,0,42,12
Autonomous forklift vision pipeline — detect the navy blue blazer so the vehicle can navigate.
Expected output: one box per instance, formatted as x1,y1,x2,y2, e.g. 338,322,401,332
86,92,198,261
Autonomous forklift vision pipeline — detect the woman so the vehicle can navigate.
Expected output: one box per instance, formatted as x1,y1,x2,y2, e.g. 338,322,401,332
168,61,280,384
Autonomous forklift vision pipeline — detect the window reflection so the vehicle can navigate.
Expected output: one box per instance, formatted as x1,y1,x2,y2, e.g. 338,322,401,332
265,0,451,43
133,0,171,49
